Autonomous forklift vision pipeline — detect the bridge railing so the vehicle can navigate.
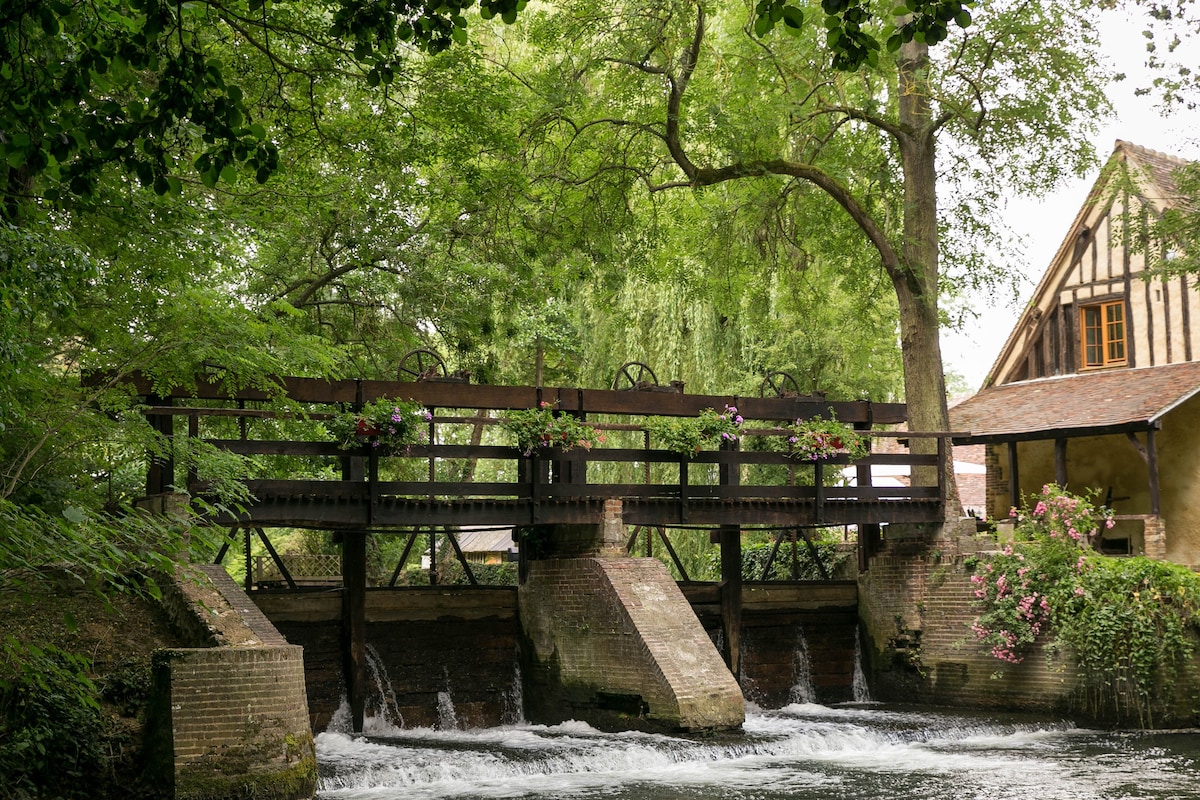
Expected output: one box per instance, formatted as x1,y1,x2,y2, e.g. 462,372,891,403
128,375,950,526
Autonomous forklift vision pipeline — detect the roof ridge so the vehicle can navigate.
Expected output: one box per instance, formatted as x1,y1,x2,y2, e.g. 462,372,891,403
1116,139,1193,167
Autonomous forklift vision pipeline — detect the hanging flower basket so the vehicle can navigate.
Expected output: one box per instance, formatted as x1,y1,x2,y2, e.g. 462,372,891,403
645,406,743,458
500,401,604,456
327,398,432,454
786,415,868,462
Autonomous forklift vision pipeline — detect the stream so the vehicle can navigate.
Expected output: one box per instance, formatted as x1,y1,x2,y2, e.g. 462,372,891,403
314,702,1200,799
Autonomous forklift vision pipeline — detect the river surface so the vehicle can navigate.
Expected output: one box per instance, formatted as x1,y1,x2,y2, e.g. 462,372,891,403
314,702,1200,799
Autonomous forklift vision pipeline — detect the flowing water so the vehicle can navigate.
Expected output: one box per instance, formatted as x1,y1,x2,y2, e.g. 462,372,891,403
314,702,1200,799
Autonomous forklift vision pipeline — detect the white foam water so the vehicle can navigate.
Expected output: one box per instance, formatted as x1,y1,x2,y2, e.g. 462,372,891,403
315,704,1200,800
787,628,815,705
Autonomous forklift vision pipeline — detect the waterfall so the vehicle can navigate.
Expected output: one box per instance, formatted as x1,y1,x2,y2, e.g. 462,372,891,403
438,666,460,729
852,635,872,703
504,644,525,725
788,627,816,705
365,644,404,730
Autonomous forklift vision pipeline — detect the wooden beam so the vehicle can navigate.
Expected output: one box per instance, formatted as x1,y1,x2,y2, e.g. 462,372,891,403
1147,428,1161,515
718,441,742,679
1124,431,1150,463
341,531,368,732
718,527,742,679
1008,441,1020,510
1054,438,1068,487
98,370,909,424
255,527,296,590
954,420,1162,446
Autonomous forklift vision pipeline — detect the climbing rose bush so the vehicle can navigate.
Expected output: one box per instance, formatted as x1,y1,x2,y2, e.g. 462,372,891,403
968,484,1111,664
969,484,1200,726
970,484,1114,664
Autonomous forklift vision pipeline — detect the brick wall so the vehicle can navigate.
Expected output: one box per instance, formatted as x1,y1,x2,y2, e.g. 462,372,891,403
146,568,316,799
859,535,1078,712
519,556,744,732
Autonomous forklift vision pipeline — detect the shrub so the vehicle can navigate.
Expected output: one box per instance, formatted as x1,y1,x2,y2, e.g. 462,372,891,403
969,484,1200,726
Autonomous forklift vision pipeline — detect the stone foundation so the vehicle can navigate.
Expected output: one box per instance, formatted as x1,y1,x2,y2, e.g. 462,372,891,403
146,566,316,800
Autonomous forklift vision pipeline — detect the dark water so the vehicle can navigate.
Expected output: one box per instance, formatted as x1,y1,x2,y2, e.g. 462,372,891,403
314,702,1200,799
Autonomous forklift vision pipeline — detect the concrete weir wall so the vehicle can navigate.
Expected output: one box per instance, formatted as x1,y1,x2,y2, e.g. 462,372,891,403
254,582,856,733
519,556,746,732
147,565,316,800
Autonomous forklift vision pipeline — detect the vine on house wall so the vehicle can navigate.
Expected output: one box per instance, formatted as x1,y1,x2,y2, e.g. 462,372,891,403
967,484,1200,727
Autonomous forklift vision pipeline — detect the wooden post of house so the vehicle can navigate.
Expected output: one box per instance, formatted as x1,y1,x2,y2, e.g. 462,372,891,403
1054,438,1068,487
1007,441,1020,510
341,530,367,733
1147,427,1161,515
717,439,742,679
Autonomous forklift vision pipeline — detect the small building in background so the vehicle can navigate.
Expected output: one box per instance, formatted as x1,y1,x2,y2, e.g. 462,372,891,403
950,141,1200,566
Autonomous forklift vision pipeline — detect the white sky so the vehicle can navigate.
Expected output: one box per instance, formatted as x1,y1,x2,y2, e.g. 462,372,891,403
941,7,1200,392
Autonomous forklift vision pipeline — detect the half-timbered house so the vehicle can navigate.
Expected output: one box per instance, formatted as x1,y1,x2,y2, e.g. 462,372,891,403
950,140,1200,565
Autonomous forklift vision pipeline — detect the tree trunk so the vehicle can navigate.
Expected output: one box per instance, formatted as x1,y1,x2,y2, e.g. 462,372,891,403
895,37,959,520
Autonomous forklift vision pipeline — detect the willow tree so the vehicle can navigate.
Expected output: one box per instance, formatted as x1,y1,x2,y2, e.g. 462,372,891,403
500,0,1109,510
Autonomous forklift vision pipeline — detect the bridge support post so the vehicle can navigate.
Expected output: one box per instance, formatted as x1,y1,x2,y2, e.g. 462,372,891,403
717,440,742,678
341,530,367,733
718,527,742,679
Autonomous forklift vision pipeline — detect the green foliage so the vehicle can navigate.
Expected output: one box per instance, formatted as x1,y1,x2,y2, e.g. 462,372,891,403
752,0,976,70
499,402,603,455
326,398,433,454
437,559,518,586
0,499,185,599
0,638,105,800
969,485,1200,726
733,534,849,581
645,406,743,457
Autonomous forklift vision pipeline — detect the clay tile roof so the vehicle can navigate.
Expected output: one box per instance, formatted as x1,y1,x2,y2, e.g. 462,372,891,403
950,361,1200,442
1119,139,1193,204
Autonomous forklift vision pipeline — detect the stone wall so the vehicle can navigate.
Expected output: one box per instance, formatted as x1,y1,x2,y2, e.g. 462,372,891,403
146,566,316,800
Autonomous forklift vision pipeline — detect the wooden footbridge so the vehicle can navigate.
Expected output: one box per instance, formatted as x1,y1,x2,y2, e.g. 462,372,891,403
129,371,949,536
121,366,951,730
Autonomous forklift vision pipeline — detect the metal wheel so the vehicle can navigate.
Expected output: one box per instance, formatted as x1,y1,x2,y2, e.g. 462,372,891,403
612,361,659,390
759,371,800,398
397,348,448,381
